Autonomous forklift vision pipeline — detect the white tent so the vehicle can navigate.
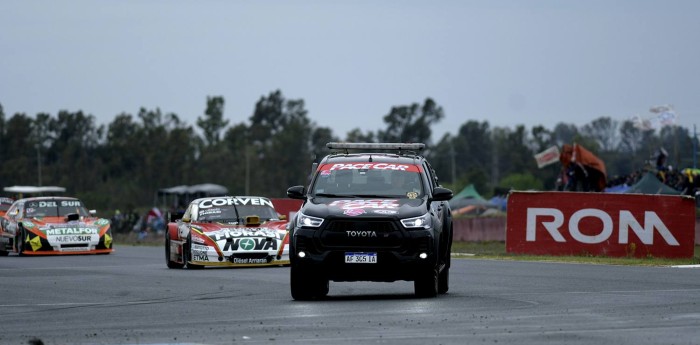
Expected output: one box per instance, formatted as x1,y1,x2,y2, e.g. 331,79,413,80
3,185,66,194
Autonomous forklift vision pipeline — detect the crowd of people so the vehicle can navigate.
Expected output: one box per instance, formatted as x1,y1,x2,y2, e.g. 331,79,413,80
559,146,699,198
111,207,166,240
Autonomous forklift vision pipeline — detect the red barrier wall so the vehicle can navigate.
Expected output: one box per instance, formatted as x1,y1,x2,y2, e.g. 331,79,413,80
270,198,303,220
506,191,696,258
452,217,506,241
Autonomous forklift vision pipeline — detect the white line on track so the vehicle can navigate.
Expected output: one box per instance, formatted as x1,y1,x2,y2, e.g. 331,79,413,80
671,264,700,268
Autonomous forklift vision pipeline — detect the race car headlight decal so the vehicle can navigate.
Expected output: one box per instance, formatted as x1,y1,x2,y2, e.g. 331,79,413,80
190,230,208,244
296,213,324,228
400,213,432,230
103,233,113,248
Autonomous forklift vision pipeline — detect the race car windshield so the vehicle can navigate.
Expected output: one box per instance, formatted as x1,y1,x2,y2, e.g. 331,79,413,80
197,206,239,223
24,200,89,217
312,168,424,198
235,205,278,221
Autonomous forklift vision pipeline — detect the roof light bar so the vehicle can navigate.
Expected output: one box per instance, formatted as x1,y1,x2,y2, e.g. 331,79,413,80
326,142,425,151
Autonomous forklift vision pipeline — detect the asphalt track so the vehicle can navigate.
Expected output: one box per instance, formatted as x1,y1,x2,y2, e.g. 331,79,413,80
0,246,698,345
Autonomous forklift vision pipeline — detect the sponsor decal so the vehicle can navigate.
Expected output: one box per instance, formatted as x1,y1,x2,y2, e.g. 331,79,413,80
200,209,223,216
60,200,82,207
94,219,110,226
330,199,400,210
211,228,279,241
232,257,269,264
52,235,92,243
192,244,209,251
198,197,273,209
506,191,695,258
61,247,89,252
104,233,112,248
239,238,255,250
221,237,278,251
192,251,209,261
320,170,331,177
29,234,42,251
344,209,366,216
374,209,398,215
321,163,421,172
45,227,99,236
35,201,58,207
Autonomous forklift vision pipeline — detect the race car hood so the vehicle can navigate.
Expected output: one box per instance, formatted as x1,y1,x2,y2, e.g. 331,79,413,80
189,220,288,242
21,217,111,237
302,197,428,219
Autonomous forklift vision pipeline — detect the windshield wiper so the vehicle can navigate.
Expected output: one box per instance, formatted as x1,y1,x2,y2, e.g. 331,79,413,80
314,193,354,198
347,194,392,198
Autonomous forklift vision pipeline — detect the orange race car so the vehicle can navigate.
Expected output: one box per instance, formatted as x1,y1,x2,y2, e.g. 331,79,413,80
0,197,13,217
0,196,113,256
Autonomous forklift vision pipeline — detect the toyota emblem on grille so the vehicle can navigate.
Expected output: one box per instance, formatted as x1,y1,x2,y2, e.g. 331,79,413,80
346,230,377,238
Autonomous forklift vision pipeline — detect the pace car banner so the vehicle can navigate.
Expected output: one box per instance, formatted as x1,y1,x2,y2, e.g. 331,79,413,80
506,191,696,258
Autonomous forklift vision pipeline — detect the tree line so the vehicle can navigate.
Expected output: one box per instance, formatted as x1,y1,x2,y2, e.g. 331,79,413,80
0,90,697,214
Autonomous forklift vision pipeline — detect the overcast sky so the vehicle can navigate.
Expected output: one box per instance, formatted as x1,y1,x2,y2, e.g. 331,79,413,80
2,0,698,141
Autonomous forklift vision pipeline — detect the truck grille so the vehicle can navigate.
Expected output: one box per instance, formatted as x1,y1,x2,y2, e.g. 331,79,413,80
320,219,403,248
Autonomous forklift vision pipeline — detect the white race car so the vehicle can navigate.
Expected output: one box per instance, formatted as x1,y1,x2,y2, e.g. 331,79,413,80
165,196,290,268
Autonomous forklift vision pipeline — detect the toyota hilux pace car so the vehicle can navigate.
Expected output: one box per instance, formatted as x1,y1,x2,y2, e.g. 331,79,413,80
286,142,453,300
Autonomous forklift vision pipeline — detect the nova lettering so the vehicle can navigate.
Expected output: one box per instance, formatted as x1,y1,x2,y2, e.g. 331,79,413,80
222,238,278,251
526,208,680,245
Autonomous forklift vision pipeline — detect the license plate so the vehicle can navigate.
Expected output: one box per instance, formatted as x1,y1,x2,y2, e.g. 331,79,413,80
345,252,377,264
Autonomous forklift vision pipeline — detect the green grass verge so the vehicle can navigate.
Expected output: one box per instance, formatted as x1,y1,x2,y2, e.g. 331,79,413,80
452,241,700,266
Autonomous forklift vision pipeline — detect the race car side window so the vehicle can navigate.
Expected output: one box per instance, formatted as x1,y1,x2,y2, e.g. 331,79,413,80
182,203,196,222
7,203,20,219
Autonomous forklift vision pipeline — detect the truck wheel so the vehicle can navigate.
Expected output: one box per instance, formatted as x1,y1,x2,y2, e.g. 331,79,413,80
438,266,450,294
414,266,438,298
438,249,451,294
290,264,328,300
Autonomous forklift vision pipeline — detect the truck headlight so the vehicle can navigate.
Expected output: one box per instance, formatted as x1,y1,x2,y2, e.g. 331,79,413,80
400,213,432,230
296,212,324,228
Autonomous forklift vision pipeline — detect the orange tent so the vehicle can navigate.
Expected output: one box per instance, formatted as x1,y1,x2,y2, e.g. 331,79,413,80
560,144,607,191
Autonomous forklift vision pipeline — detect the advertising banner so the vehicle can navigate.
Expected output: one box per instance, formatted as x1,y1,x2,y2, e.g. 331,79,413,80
506,191,695,258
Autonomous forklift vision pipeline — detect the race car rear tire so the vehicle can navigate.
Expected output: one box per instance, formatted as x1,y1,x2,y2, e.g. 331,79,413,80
290,264,329,300
184,234,204,269
414,266,438,298
165,231,184,269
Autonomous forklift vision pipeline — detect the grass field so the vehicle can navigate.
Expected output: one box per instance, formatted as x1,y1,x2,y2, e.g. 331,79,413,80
116,232,700,266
